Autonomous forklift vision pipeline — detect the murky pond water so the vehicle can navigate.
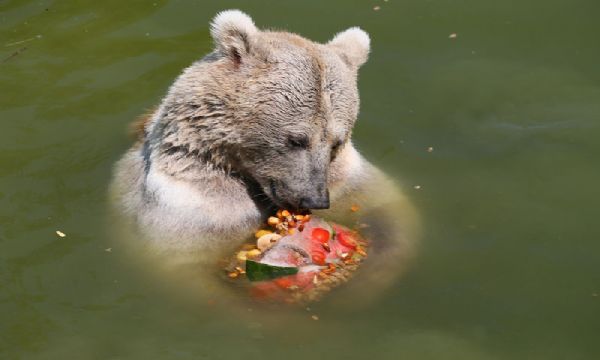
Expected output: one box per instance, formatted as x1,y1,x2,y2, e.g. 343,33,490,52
2,1,600,359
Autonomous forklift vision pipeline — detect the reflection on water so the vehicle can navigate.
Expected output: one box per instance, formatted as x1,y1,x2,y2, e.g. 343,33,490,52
2,0,600,359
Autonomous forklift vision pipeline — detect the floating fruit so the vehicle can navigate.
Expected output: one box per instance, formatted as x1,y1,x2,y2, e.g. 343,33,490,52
257,233,282,251
311,228,330,244
336,230,357,250
246,249,262,259
267,216,280,226
255,229,272,239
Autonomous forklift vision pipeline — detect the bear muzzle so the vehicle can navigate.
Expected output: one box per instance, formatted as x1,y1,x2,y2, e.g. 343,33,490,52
299,190,330,210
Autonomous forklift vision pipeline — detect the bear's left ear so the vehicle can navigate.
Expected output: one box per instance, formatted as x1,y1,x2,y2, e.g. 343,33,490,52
327,27,371,69
210,10,258,63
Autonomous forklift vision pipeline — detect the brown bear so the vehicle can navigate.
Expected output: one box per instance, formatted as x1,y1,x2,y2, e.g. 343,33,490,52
110,10,418,304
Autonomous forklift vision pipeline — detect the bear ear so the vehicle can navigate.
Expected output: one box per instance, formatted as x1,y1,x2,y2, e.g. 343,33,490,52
327,27,371,69
210,10,258,63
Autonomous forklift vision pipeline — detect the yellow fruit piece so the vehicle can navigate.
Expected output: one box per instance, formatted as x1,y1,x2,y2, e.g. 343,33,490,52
236,251,248,262
246,249,262,259
255,229,272,239
257,233,282,251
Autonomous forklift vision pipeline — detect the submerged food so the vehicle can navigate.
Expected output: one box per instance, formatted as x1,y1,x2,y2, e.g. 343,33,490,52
225,209,368,304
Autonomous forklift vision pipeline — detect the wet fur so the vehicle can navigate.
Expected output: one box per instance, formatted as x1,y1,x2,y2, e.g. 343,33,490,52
129,108,156,142
110,10,419,285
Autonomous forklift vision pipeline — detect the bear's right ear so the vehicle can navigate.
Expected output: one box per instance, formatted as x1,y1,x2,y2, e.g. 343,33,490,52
210,10,257,64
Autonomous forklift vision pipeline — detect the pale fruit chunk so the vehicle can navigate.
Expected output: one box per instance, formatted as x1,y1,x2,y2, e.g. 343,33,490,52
257,233,282,251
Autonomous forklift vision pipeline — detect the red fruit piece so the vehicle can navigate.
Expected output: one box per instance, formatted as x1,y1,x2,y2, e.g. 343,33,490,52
311,251,326,265
274,276,294,289
311,228,330,244
336,230,357,250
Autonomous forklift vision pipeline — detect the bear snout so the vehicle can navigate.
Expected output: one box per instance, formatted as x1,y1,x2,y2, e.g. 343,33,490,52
299,190,330,210
268,177,330,210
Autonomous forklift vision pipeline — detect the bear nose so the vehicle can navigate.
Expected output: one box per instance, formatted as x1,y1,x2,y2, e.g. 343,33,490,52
299,191,330,210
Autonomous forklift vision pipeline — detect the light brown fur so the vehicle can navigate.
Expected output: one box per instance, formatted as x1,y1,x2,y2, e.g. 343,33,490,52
110,12,419,301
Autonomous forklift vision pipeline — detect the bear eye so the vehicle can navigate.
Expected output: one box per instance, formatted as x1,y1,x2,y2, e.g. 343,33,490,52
287,135,310,150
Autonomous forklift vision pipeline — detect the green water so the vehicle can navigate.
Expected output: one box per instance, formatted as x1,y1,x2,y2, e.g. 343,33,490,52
2,0,600,359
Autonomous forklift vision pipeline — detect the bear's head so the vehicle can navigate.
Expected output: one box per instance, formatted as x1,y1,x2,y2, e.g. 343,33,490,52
150,10,370,211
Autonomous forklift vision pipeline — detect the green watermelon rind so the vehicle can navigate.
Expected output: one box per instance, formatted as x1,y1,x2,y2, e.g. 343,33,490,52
245,260,299,282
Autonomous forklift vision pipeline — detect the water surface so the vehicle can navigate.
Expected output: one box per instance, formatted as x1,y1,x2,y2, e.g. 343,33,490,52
2,1,600,359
